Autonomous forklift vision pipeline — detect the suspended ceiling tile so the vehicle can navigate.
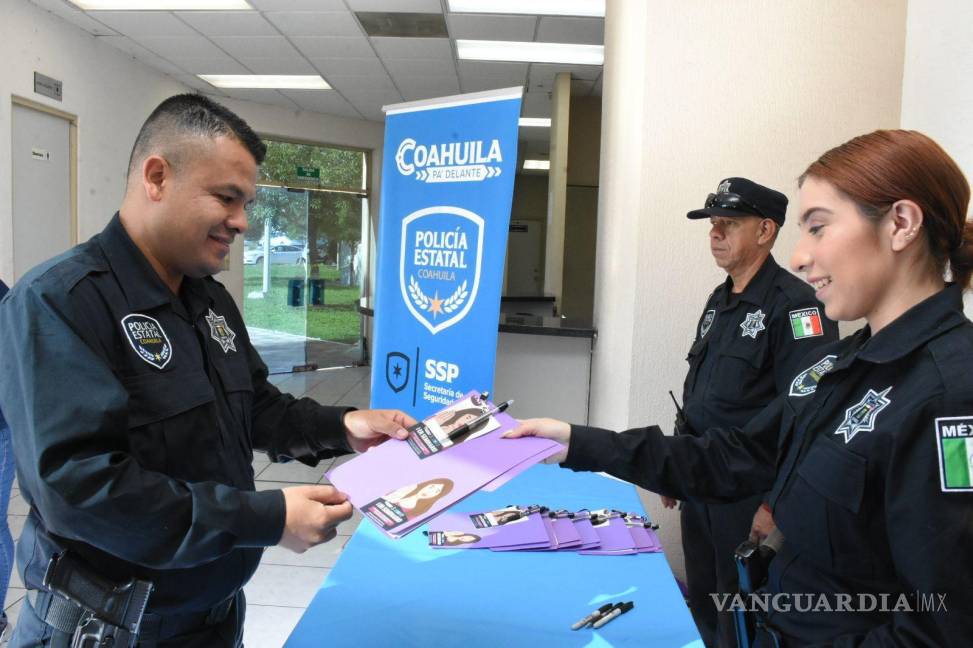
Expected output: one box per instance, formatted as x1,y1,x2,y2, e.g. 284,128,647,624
325,73,397,92
29,0,119,36
384,57,456,78
536,16,604,45
345,0,442,11
98,35,188,75
177,75,225,94
211,36,302,60
446,14,537,42
87,11,197,37
247,0,347,10
371,36,451,60
312,56,386,76
138,35,228,59
292,36,375,59
175,11,279,38
521,90,552,115
397,75,461,102
219,88,295,107
279,90,361,118
168,56,250,75
341,88,404,109
457,60,529,79
237,57,318,75
461,76,525,94
264,11,363,38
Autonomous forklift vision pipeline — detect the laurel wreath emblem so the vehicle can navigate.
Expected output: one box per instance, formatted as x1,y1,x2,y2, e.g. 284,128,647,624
408,275,468,315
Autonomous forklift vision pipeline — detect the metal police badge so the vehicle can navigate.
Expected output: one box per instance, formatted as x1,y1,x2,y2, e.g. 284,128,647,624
121,314,172,369
834,386,892,444
739,309,766,339
205,309,237,353
789,354,837,397
700,310,716,338
400,205,484,335
386,351,411,394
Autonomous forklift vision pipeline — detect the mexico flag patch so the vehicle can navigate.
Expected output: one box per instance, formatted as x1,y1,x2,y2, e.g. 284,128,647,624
789,307,823,339
936,416,973,492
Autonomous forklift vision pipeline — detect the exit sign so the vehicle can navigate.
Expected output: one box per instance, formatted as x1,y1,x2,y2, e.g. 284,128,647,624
296,166,320,179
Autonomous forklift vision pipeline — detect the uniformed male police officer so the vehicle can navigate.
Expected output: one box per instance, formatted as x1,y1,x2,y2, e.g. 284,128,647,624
0,95,416,647
673,178,837,647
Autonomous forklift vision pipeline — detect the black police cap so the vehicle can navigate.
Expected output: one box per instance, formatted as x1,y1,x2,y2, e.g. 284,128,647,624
687,177,788,226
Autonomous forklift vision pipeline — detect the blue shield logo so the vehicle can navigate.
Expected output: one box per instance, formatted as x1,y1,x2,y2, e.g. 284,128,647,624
400,206,484,335
385,351,410,393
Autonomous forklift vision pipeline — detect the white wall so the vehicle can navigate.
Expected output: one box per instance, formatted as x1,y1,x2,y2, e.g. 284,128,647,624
595,0,907,581
901,0,973,316
0,0,186,283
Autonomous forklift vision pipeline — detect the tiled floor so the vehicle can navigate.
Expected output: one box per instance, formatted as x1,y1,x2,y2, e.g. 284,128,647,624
1,365,372,648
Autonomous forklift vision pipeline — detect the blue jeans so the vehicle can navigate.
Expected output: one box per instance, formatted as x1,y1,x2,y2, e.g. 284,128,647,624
0,423,14,611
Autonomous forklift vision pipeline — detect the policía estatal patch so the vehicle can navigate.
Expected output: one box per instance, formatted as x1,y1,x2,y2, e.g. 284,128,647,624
700,310,715,338
788,354,837,397
121,313,172,369
935,416,973,492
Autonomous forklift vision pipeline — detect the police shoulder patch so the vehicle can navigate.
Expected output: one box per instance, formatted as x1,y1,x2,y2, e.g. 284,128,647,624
121,313,172,369
789,307,824,339
789,354,837,397
700,310,716,338
935,416,973,492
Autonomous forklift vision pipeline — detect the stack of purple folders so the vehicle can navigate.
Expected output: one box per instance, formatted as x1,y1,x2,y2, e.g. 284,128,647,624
426,506,663,554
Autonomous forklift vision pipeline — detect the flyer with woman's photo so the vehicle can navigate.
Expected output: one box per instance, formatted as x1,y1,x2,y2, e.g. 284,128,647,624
327,391,563,539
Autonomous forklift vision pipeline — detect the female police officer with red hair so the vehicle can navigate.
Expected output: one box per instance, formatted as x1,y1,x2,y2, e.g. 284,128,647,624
506,130,973,646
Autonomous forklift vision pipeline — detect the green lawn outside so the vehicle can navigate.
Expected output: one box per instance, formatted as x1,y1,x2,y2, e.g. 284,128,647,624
243,263,361,344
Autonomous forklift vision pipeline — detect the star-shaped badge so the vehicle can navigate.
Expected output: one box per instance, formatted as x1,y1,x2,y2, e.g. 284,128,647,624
205,309,237,353
739,309,766,339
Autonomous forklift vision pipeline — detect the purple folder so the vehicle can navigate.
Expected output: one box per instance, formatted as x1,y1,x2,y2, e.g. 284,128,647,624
328,392,562,538
579,510,638,555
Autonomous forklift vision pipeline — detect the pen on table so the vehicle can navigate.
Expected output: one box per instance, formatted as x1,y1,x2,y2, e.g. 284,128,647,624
570,603,614,630
447,399,513,441
592,601,634,629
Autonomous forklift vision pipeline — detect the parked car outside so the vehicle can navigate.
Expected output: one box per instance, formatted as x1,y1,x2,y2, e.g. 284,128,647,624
243,244,306,265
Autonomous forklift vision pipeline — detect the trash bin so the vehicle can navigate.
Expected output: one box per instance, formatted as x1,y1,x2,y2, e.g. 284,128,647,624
309,279,325,306
287,279,304,307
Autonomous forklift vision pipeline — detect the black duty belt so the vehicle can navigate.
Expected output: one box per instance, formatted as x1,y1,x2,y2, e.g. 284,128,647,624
27,589,236,644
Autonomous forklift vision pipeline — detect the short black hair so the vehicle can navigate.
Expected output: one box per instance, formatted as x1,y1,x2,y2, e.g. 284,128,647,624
127,93,266,180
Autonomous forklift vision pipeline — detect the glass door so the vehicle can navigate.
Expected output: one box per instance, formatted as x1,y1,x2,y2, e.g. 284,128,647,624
243,186,309,374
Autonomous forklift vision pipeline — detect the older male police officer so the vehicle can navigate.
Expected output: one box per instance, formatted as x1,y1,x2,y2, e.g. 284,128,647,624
673,178,837,647
0,95,415,647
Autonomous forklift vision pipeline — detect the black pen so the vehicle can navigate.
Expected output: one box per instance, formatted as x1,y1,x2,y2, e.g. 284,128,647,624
447,399,513,441
570,603,614,630
592,601,634,629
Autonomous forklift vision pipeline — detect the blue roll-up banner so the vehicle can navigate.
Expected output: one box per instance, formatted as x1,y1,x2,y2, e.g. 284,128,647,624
370,87,523,418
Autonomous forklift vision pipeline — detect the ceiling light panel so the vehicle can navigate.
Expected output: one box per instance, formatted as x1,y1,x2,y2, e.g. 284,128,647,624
456,40,603,65
518,118,551,127
447,0,604,18
199,75,331,89
523,160,550,170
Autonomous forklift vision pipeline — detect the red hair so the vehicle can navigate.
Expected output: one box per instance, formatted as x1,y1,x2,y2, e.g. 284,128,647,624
800,130,973,288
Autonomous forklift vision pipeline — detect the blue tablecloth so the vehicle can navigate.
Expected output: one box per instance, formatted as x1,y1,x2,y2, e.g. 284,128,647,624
285,464,703,647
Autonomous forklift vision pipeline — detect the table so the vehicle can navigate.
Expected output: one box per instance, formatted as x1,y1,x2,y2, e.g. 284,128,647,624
285,464,703,647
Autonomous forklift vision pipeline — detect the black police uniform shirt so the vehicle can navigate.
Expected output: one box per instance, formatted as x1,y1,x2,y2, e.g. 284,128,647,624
0,215,353,615
682,254,837,436
564,285,973,645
